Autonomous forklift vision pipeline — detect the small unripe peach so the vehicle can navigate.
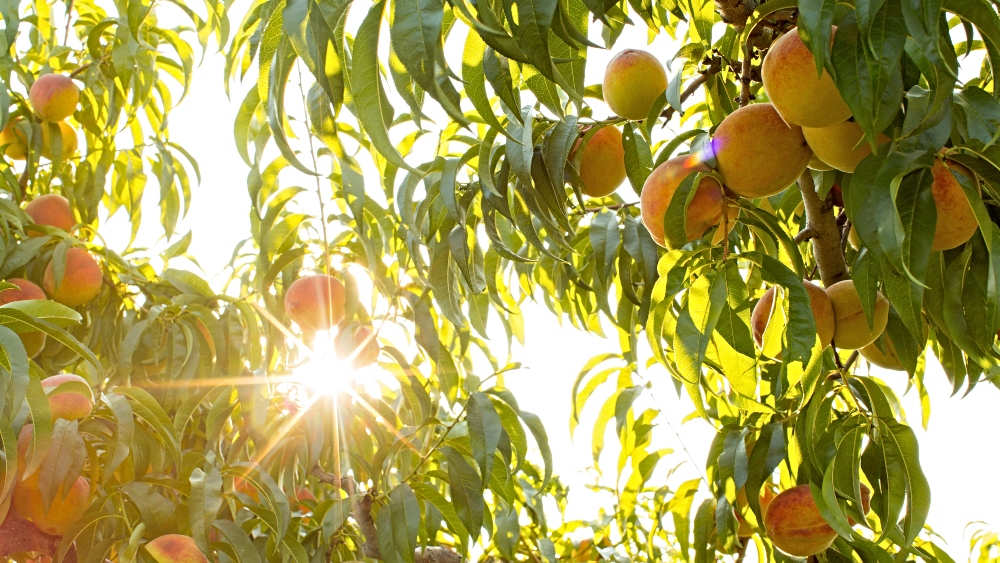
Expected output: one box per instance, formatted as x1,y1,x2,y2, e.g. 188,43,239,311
640,155,726,248
602,50,668,120
751,280,835,354
860,326,927,371
24,194,76,236
27,475,90,535
826,280,889,349
710,103,812,198
43,247,103,307
575,126,626,198
0,120,29,160
284,274,346,332
40,121,78,161
42,373,94,421
930,159,979,251
761,27,852,128
29,74,80,123
145,534,210,563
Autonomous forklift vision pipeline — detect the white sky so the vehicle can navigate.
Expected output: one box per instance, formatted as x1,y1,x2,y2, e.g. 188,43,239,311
94,8,1000,560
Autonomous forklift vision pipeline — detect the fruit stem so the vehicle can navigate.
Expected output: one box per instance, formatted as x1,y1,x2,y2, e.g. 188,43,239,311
797,171,849,287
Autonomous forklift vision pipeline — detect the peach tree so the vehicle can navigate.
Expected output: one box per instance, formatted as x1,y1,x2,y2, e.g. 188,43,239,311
0,0,999,560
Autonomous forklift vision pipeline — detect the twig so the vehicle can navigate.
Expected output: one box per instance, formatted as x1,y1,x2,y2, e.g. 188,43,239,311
794,226,817,244
660,72,714,122
797,171,849,286
739,48,754,107
735,538,751,562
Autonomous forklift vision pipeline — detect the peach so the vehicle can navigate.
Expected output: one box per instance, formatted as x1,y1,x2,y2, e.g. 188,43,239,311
43,247,103,307
24,194,76,236
0,119,29,160
145,534,210,563
640,155,726,248
284,274,346,332
233,476,259,502
0,278,48,357
751,280,836,354
764,485,836,556
826,280,889,349
930,159,980,251
29,74,80,123
710,103,812,198
802,120,889,173
42,373,94,420
848,225,861,250
40,121,78,161
761,27,852,128
860,326,927,371
335,324,380,368
602,50,668,120
575,125,627,198
27,475,90,535
808,155,833,171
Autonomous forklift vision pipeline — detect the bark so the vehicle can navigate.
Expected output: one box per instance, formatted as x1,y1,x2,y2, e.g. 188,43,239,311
797,172,849,286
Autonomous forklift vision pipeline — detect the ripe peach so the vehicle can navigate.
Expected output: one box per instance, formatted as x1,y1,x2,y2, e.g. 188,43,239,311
284,274,346,332
602,50,668,120
763,485,837,557
930,159,980,251
233,477,260,502
0,278,48,357
802,120,889,173
808,155,833,171
335,324,380,368
860,325,927,371
751,280,835,354
575,126,627,198
40,121,78,161
43,247,103,307
41,373,94,420
24,194,75,236
826,280,889,349
640,155,726,248
27,475,90,535
29,74,80,123
145,534,210,563
761,27,852,128
710,103,812,198
0,119,29,160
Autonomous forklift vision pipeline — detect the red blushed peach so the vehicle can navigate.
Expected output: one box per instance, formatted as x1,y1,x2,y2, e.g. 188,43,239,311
0,278,48,357
711,103,813,198
764,485,837,557
284,274,347,332
145,534,210,563
43,247,103,307
29,74,80,123
640,155,727,249
24,194,76,236
41,373,94,420
26,475,90,535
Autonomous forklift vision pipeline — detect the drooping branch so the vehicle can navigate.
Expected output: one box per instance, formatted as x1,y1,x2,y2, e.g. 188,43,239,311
797,172,849,286
0,510,78,563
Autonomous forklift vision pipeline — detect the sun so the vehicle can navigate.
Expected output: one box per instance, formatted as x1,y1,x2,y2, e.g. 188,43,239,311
288,330,381,397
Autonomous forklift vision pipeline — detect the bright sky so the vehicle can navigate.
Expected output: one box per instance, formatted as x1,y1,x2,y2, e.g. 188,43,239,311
95,9,1000,559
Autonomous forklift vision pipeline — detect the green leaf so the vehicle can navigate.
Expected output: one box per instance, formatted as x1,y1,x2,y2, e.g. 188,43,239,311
622,123,653,196
467,392,503,486
441,446,484,541
346,1,413,172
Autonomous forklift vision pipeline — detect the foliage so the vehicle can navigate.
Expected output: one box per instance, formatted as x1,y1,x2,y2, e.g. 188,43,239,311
0,0,1000,560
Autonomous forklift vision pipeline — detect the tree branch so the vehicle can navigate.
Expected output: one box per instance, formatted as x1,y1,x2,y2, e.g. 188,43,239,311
0,510,78,563
797,172,849,286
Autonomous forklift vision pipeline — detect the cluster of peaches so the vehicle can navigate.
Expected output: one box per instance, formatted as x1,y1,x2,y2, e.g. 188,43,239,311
576,26,978,255
0,73,81,162
3,194,103,357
